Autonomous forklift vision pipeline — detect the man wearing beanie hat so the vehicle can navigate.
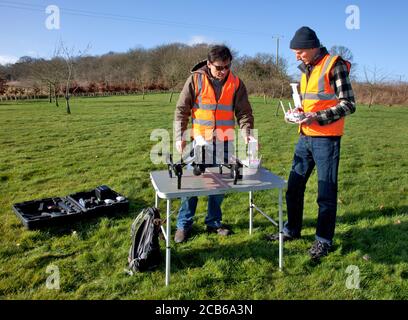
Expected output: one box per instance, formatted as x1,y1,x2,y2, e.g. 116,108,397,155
290,26,321,50
266,26,356,260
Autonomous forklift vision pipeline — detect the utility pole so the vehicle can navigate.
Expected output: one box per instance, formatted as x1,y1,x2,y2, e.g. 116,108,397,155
272,35,284,115
272,35,284,69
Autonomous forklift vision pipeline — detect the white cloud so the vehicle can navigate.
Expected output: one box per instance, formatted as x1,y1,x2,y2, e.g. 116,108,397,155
0,55,18,65
187,35,215,46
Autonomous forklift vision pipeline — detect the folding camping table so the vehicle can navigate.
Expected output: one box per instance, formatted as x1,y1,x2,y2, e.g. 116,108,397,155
150,166,287,286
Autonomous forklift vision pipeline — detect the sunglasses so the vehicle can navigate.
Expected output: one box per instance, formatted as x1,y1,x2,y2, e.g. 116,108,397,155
211,63,231,71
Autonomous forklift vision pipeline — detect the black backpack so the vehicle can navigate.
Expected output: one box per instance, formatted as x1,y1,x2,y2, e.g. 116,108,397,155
128,207,162,273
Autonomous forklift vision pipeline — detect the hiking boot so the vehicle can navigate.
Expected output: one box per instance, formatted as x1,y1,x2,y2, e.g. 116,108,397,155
308,240,331,260
206,225,232,236
174,229,190,243
264,232,300,242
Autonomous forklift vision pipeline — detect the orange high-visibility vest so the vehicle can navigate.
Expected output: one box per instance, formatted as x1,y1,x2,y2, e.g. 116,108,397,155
192,71,239,141
300,54,351,136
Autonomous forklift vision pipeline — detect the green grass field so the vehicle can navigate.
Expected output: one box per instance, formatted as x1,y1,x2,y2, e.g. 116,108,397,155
1,93,407,299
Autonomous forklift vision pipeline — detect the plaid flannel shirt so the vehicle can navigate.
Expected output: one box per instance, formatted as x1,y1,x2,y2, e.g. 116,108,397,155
301,48,356,125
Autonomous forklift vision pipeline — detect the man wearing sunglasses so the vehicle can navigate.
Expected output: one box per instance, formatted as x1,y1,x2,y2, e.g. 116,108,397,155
173,44,255,243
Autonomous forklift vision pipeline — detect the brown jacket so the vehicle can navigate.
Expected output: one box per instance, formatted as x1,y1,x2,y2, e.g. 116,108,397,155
174,60,254,141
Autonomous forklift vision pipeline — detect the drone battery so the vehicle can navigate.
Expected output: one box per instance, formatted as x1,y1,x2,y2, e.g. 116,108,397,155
95,185,111,200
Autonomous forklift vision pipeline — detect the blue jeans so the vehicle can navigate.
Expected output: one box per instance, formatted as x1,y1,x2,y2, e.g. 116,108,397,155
177,194,224,230
284,134,341,244
176,140,232,230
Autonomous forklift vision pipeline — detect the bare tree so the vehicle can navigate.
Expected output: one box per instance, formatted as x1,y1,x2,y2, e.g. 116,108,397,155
363,66,389,108
151,43,190,102
235,53,290,101
139,64,152,100
29,56,64,106
57,42,89,114
162,62,184,103
60,45,75,114
0,75,7,96
127,48,152,99
329,45,358,80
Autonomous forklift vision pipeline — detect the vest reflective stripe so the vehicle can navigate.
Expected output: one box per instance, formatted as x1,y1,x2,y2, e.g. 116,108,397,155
192,119,213,126
192,71,239,141
216,119,235,126
300,54,350,136
216,104,234,111
192,119,235,126
317,55,336,91
196,74,203,96
303,93,338,100
193,103,233,111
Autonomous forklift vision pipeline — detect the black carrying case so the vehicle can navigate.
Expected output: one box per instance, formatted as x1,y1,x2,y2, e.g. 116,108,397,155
12,185,129,229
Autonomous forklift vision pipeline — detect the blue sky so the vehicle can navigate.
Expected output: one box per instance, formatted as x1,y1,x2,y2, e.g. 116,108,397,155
0,0,406,81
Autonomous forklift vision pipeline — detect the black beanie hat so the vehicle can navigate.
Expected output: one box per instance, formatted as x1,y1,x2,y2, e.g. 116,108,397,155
290,26,320,49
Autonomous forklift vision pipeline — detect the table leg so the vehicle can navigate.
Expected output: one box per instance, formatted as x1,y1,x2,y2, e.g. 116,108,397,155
155,192,159,208
279,188,283,271
249,191,253,235
165,199,171,286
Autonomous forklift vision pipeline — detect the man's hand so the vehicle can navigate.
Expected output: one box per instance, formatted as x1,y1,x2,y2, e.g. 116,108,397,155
284,107,305,124
299,112,318,125
176,140,186,153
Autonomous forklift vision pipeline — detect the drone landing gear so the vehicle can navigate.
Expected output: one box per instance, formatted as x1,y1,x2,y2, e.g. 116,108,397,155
218,162,243,185
166,144,244,189
167,154,184,189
